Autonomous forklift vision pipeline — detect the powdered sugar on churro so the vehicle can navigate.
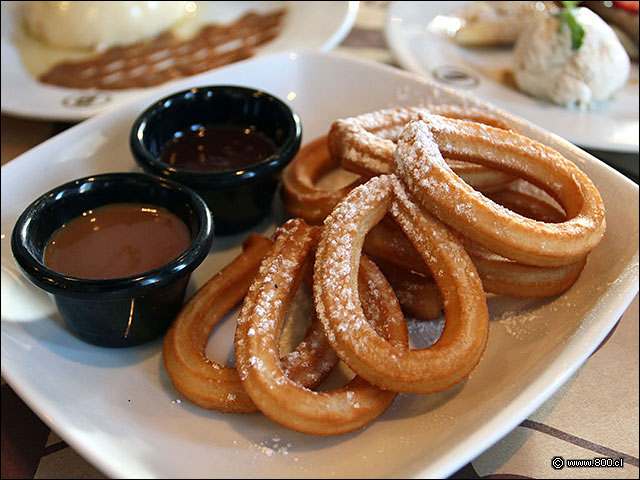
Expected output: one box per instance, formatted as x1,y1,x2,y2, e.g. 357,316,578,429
316,177,392,345
313,171,489,394
393,114,605,265
329,105,518,178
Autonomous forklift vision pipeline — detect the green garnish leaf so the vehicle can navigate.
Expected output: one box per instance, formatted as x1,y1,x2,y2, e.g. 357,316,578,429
561,0,580,9
555,1,585,51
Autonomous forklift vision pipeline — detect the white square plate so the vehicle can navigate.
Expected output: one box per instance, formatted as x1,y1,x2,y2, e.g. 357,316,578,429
1,51,638,479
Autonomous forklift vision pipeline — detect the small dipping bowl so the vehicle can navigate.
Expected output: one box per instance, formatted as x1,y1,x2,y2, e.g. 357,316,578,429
11,173,214,348
130,85,302,235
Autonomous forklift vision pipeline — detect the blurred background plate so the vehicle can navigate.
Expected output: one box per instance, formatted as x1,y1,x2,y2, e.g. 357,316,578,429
385,1,639,153
0,1,359,121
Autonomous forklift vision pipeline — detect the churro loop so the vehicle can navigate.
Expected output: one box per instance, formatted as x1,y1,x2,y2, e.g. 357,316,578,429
467,244,587,297
328,105,518,188
281,132,514,225
364,186,587,298
162,233,337,413
314,174,489,393
235,219,408,435
394,116,606,267
470,185,585,297
281,135,363,225
279,135,448,318
280,136,447,318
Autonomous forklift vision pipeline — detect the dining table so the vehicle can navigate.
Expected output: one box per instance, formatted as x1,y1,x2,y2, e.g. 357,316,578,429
1,2,638,479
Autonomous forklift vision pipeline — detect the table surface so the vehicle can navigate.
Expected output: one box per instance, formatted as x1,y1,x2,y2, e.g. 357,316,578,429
1,2,638,479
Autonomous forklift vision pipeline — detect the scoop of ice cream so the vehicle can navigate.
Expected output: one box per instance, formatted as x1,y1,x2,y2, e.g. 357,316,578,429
512,7,630,108
25,1,191,51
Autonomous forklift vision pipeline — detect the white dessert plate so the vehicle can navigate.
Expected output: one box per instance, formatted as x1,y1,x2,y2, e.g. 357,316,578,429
385,1,639,153
0,1,358,121
1,51,638,479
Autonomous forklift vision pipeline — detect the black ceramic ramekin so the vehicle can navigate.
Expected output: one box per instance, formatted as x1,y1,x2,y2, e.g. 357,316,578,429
11,173,214,348
129,85,302,234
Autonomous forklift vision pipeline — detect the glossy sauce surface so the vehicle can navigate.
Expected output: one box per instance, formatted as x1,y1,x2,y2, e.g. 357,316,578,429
161,124,278,172
44,203,192,279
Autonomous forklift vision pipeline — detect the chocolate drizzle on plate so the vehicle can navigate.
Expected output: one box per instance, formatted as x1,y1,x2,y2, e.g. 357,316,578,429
39,9,286,90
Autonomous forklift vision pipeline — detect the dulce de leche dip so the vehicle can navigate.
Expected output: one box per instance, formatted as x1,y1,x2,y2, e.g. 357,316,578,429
44,203,192,279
